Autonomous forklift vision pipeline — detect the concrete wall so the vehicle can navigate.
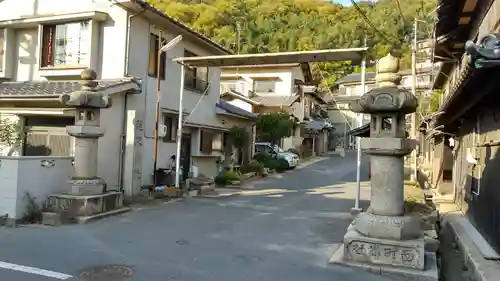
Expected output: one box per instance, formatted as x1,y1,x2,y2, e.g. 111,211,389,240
0,156,73,220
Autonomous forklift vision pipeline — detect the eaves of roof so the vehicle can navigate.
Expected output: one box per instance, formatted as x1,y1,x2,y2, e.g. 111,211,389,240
124,0,231,55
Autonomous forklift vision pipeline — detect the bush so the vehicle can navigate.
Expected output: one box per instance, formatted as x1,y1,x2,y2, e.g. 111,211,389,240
214,170,242,186
275,158,290,173
253,152,271,163
240,160,265,175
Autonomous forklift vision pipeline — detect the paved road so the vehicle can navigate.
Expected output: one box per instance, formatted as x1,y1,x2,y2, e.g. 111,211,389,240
0,154,395,281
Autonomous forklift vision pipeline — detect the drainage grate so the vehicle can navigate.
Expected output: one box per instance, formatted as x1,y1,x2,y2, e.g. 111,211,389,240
78,264,134,281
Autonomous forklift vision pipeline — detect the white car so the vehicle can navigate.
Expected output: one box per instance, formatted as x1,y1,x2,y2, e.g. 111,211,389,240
254,142,300,168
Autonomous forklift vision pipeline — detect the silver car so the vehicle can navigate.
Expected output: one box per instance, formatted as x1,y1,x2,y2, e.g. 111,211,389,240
254,142,300,168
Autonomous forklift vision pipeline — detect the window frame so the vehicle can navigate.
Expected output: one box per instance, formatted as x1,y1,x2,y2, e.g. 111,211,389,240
252,80,277,93
148,33,166,79
184,50,209,93
199,130,214,154
162,115,177,142
40,21,91,69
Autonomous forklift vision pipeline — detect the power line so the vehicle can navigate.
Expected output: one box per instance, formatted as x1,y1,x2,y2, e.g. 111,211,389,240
348,0,396,45
394,0,406,24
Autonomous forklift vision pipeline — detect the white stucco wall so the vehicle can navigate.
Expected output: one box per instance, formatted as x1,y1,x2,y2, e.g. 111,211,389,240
0,0,129,81
221,65,306,97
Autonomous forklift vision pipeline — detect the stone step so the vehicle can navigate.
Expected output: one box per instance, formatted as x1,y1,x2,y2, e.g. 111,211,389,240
42,207,131,226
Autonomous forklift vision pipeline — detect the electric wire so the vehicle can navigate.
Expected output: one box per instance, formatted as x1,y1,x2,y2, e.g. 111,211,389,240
348,0,396,45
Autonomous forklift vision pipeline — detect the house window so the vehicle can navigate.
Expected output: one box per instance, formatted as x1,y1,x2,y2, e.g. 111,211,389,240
148,33,166,79
199,130,213,153
184,50,209,92
23,116,75,156
41,21,90,68
253,80,276,93
162,115,177,142
220,80,241,93
0,28,4,72
212,132,223,151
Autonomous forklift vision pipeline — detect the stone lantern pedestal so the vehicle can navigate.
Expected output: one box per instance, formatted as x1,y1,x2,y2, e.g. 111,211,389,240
330,54,438,281
42,69,130,225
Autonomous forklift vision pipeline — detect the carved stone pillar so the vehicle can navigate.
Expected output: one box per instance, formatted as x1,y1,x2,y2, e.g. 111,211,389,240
59,69,111,196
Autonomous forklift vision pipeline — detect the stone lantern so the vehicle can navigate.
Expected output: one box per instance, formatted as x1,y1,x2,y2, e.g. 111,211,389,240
331,54,435,279
42,69,129,225
60,69,111,195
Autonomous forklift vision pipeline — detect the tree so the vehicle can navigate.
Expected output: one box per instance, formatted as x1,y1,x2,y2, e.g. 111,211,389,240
256,111,294,145
228,125,249,165
0,117,22,147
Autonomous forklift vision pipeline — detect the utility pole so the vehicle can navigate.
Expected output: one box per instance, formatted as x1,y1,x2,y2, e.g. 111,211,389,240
410,18,418,182
353,36,367,215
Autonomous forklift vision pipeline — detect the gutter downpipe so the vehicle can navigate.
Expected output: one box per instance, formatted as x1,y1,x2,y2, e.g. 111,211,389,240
118,10,144,193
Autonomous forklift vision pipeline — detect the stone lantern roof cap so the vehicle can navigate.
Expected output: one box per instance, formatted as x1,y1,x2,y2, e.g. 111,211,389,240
348,53,418,115
59,69,112,109
349,86,417,114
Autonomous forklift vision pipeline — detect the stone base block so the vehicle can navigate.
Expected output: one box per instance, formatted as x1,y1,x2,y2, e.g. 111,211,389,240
43,192,126,225
68,178,106,195
342,227,425,270
354,212,422,240
330,245,438,281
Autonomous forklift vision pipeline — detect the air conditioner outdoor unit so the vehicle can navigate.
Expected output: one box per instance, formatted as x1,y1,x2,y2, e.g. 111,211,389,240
158,125,167,138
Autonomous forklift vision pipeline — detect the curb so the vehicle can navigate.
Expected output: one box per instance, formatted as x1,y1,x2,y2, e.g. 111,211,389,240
295,156,328,170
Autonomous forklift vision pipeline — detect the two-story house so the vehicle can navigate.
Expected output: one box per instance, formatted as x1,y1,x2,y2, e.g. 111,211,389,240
219,63,329,154
0,0,255,197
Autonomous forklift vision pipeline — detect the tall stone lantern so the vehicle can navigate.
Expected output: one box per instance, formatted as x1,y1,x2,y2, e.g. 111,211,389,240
60,69,111,195
42,69,129,226
331,54,433,278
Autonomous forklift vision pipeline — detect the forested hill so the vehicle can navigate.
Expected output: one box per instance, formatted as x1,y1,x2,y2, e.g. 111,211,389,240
147,0,436,88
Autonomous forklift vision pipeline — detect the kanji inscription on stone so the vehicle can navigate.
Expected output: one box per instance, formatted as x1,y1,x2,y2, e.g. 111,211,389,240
346,240,421,269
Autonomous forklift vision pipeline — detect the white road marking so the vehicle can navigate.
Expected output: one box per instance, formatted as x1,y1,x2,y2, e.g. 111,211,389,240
0,261,73,280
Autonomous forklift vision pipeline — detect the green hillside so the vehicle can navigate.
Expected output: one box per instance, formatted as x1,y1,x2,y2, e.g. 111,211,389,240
148,0,436,88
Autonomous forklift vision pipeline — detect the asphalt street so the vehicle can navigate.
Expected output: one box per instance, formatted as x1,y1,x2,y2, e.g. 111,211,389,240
0,154,397,281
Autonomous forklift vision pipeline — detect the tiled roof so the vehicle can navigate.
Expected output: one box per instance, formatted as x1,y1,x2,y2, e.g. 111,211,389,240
251,95,300,107
216,99,256,120
303,119,334,131
334,72,377,85
0,79,137,98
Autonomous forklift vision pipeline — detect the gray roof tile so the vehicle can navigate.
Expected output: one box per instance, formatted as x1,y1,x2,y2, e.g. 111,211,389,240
216,99,256,120
0,79,136,98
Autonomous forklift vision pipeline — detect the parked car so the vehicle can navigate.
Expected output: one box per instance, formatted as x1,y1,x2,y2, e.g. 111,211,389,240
254,142,300,168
